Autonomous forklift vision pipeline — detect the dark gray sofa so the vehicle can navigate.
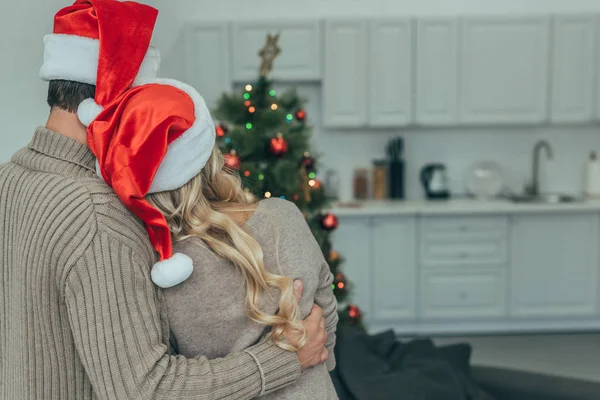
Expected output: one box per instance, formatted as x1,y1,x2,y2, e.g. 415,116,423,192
472,366,600,400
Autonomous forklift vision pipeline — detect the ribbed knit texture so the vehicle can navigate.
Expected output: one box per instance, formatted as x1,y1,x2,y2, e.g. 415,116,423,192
0,128,301,400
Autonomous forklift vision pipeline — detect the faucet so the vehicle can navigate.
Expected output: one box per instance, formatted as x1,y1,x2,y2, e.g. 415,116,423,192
526,140,553,197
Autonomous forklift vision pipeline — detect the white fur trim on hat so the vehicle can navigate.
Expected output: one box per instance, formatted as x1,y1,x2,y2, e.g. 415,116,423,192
39,34,161,85
77,98,104,127
151,252,194,288
133,78,216,194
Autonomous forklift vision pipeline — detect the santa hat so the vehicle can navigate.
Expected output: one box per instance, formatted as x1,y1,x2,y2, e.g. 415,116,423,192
86,78,216,288
40,0,161,126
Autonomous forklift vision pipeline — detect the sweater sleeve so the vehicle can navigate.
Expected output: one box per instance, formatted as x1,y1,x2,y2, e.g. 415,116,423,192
315,261,339,371
64,231,301,400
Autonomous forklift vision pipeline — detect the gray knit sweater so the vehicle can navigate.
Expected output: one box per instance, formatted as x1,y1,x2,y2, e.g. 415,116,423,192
0,128,301,399
165,198,339,400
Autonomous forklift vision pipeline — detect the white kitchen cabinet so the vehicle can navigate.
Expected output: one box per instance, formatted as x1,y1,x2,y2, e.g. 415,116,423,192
595,16,600,120
460,16,550,124
421,269,507,319
416,18,459,125
510,213,599,317
368,20,413,127
372,216,417,320
231,21,321,81
333,217,372,319
551,15,596,123
323,20,368,128
185,23,231,109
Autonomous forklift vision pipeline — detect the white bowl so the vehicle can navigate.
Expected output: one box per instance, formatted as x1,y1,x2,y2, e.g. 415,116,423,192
466,161,504,199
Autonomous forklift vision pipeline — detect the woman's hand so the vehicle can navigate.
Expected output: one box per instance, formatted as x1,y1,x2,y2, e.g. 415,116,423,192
283,280,328,369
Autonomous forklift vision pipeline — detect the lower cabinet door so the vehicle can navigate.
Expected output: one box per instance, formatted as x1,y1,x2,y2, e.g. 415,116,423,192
333,216,373,319
510,213,599,317
372,216,417,320
421,269,507,319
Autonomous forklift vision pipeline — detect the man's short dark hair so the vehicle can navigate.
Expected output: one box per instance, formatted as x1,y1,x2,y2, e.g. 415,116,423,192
47,80,96,113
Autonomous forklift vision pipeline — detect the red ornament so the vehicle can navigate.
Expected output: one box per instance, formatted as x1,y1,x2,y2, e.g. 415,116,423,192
320,213,338,231
270,134,288,156
300,153,315,172
347,304,362,323
295,109,307,121
224,151,240,169
216,124,228,137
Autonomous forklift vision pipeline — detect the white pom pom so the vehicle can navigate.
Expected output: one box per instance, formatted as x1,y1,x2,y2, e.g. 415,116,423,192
77,98,104,127
151,253,194,289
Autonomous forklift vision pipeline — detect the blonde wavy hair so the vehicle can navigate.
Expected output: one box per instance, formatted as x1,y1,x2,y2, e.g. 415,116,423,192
147,146,307,351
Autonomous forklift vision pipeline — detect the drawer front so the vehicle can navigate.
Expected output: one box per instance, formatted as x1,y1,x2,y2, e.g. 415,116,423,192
421,270,507,319
420,216,508,267
420,216,507,236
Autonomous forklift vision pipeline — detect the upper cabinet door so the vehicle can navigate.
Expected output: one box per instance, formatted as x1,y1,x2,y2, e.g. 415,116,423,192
416,18,459,125
510,213,599,318
231,21,321,82
460,16,550,124
595,16,600,120
185,23,231,109
368,19,414,127
551,15,596,123
323,20,368,128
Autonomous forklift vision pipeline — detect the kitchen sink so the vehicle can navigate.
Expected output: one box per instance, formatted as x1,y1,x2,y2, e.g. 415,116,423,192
509,193,581,204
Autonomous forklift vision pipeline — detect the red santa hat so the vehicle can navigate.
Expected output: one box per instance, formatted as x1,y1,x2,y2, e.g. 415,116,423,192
87,78,216,288
40,0,161,126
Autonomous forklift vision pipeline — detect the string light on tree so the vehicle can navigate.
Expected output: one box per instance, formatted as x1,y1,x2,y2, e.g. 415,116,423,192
264,191,272,198
245,122,253,130
271,104,278,111
329,250,340,262
334,272,347,291
216,124,228,137
248,106,256,113
245,84,253,91
286,113,294,123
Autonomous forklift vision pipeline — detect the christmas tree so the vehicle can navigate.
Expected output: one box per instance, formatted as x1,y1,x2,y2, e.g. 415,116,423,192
213,34,363,328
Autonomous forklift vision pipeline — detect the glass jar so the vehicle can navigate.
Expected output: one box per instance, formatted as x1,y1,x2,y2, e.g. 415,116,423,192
353,169,369,200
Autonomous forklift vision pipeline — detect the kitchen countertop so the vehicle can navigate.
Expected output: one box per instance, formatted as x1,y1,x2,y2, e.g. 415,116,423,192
331,198,600,217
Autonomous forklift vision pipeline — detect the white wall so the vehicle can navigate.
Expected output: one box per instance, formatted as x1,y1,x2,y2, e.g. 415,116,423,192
148,0,600,200
0,0,70,162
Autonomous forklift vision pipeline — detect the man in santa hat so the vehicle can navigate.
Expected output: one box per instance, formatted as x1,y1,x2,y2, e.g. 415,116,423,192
0,1,329,399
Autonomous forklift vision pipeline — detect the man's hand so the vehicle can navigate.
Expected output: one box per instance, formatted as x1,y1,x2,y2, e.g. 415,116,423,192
283,280,328,369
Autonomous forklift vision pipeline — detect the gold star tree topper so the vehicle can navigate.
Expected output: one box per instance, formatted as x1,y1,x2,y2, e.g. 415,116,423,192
258,33,281,77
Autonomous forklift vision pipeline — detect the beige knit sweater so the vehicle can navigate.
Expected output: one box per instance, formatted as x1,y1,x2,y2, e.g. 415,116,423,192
165,198,339,399
0,128,301,400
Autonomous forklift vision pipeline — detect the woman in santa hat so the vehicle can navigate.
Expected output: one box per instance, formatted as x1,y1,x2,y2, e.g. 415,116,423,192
83,73,339,399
